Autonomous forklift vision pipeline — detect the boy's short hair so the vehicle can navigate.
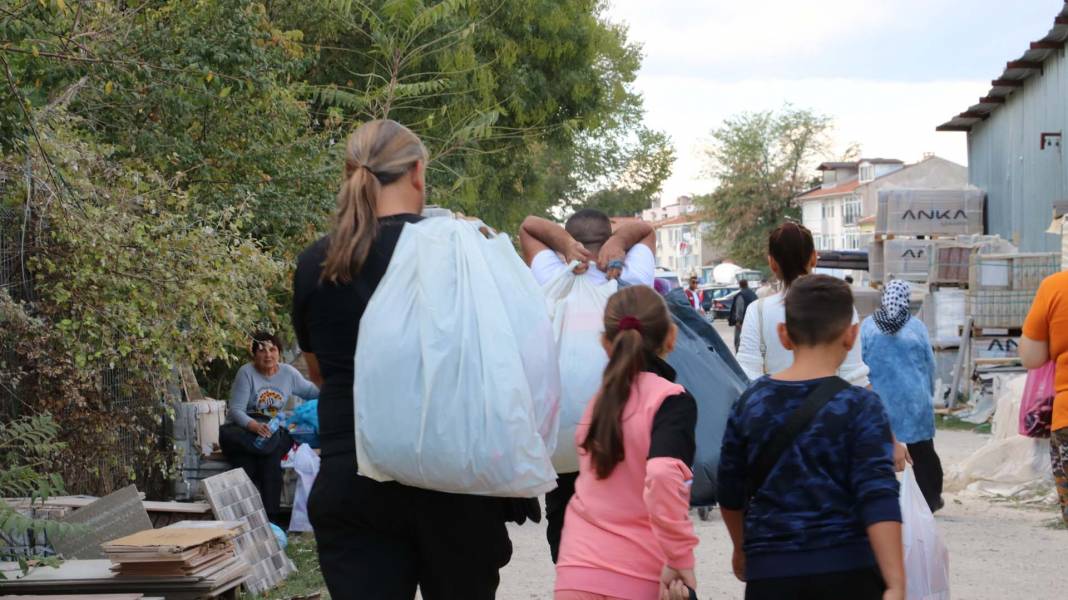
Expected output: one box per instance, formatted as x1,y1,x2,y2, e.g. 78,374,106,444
566,209,612,250
784,275,854,346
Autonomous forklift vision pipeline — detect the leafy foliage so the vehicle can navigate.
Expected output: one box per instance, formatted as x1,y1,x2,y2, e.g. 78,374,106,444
0,0,666,495
0,413,81,574
696,107,833,269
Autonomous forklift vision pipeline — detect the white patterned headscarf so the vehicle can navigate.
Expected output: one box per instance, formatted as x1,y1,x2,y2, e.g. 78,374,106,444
873,279,911,335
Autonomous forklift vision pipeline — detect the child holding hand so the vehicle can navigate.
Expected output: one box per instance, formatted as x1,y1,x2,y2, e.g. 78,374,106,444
555,285,699,600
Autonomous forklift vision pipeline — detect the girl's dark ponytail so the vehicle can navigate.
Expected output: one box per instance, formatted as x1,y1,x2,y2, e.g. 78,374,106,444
581,286,672,479
584,328,644,479
768,221,815,288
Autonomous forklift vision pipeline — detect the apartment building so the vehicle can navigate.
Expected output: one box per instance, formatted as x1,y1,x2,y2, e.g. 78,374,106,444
797,156,969,251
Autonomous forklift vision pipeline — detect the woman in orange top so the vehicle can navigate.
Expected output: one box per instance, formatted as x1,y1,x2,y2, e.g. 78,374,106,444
1020,271,1068,525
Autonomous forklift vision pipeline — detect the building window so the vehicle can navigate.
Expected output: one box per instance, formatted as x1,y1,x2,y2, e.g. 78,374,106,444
822,203,836,219
843,196,862,226
859,163,874,183
843,230,860,250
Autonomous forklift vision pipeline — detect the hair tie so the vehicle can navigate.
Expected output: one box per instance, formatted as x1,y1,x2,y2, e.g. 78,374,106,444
618,316,643,333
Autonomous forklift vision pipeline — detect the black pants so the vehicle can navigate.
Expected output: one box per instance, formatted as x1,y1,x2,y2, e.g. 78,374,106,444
309,453,512,600
746,567,885,600
545,472,578,563
220,427,291,522
907,439,944,513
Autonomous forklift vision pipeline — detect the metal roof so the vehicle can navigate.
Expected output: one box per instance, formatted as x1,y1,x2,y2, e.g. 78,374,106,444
937,4,1068,132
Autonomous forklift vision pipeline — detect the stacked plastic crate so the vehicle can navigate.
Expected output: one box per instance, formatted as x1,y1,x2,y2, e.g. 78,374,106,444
967,253,1061,330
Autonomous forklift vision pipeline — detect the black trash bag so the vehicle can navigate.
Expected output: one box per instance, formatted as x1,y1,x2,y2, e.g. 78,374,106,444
663,288,748,507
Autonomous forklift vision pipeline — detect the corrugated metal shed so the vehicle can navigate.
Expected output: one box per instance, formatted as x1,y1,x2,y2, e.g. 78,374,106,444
938,3,1068,252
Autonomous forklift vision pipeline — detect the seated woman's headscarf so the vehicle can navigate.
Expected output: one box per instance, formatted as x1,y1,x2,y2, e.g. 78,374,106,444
873,279,911,335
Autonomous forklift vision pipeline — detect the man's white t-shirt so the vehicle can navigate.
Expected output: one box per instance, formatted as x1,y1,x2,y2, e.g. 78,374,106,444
530,244,656,287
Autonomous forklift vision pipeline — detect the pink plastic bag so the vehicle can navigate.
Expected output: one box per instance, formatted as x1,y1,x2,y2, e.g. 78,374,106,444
1019,362,1055,438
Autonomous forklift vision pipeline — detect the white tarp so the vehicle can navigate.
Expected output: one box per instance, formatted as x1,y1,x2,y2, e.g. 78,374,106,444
945,374,1056,502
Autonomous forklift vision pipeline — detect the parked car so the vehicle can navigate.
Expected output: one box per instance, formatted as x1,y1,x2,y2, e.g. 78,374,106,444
654,268,682,293
700,285,740,319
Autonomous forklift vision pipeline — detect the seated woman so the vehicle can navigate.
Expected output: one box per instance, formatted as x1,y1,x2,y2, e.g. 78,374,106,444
220,331,319,523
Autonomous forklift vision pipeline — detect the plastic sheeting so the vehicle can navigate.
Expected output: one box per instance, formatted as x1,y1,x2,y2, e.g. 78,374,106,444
945,373,1055,502
664,288,747,506
282,443,320,533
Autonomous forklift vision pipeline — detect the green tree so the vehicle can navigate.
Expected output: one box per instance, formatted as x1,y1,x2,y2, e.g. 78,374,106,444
272,0,669,230
0,0,666,493
696,107,832,269
576,129,675,216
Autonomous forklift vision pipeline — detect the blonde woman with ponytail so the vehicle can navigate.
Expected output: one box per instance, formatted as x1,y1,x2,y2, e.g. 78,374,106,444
555,285,700,600
291,120,515,600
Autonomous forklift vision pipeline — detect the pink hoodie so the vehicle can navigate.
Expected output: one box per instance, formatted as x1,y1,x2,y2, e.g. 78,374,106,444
555,372,699,600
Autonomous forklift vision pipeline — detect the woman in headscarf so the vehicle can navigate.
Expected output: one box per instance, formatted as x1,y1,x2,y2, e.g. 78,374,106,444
861,280,943,512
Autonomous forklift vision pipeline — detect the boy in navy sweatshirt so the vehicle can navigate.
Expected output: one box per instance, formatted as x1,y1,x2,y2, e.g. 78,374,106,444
718,275,905,600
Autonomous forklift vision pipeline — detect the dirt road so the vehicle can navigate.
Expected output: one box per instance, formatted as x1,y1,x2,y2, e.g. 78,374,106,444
498,319,1064,599
498,429,1062,600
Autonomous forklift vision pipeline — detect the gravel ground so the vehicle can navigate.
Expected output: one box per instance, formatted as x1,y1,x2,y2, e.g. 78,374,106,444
498,429,1063,600
497,320,1065,600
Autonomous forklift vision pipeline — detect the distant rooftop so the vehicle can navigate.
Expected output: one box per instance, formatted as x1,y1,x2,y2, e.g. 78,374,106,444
816,158,904,171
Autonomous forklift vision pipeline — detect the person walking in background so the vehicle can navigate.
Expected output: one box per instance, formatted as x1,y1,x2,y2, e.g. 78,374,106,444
684,276,704,314
292,120,522,599
718,275,905,600
520,210,656,563
1020,271,1068,525
736,222,870,387
729,279,758,353
555,285,699,600
219,331,318,524
862,280,944,513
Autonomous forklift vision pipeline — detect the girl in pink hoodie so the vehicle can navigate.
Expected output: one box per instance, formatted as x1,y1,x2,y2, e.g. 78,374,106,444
555,285,699,600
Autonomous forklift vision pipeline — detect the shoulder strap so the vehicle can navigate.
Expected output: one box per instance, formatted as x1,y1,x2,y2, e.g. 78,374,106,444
757,297,767,374
746,377,851,500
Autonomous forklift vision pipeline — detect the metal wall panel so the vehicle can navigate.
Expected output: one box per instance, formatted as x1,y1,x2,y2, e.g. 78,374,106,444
968,48,1068,252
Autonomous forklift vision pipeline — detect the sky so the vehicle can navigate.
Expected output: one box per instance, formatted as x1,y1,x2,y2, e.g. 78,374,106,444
603,0,1066,203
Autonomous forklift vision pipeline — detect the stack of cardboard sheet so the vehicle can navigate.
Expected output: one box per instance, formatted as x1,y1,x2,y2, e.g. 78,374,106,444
0,559,240,600
99,526,249,596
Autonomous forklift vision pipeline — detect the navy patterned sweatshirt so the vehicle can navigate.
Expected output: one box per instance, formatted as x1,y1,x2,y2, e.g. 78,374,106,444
718,376,901,581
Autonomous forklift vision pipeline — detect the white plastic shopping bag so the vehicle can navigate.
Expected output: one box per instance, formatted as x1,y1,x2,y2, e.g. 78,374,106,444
900,466,950,600
542,265,616,473
287,443,320,533
354,218,560,497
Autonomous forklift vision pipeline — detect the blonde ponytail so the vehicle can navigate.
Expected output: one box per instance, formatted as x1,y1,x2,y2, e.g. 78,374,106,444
321,120,428,284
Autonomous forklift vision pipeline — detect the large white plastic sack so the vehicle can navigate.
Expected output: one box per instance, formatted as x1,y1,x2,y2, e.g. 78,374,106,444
288,443,320,533
354,218,560,497
542,266,616,473
900,466,950,600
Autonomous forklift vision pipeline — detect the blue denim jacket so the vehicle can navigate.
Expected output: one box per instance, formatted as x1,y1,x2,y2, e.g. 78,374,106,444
860,317,937,444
